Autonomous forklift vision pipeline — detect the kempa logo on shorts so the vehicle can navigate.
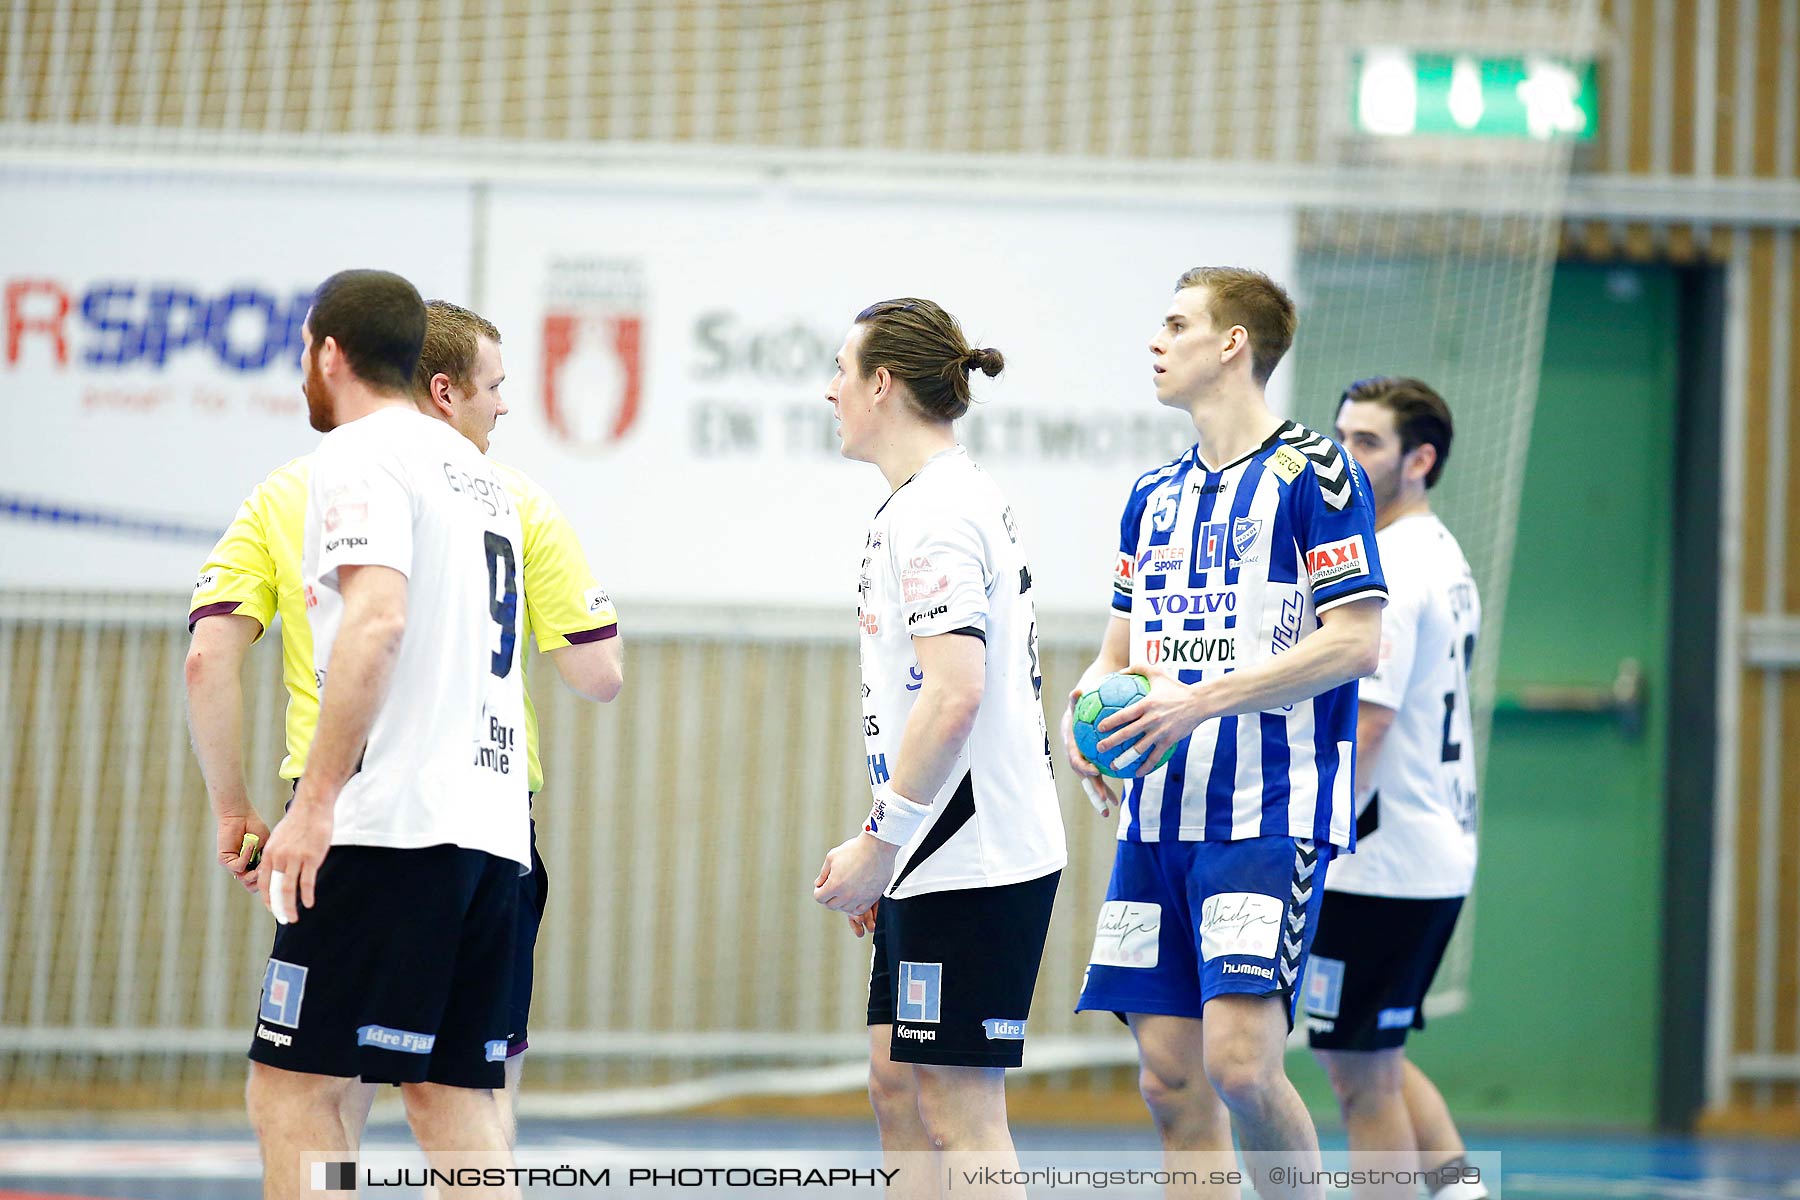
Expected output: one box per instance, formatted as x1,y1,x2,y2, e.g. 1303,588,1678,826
255,1025,293,1049
896,1025,937,1042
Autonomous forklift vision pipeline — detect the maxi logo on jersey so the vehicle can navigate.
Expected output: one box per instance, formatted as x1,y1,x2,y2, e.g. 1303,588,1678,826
1305,534,1370,588
4,278,315,370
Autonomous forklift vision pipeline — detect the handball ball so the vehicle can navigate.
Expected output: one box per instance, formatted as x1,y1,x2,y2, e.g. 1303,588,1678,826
1073,672,1176,779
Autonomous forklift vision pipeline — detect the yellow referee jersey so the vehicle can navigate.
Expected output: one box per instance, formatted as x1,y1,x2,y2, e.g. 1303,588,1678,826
188,453,619,792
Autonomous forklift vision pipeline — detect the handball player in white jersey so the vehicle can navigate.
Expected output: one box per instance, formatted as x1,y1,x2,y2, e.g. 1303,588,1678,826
1304,378,1487,1200
813,299,1066,1195
246,270,529,1199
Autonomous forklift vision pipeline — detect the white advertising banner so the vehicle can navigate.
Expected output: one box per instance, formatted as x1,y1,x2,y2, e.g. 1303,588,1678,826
481,181,1295,614
0,168,473,590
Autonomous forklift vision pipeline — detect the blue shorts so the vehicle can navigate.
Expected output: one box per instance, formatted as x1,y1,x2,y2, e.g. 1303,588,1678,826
1075,836,1333,1025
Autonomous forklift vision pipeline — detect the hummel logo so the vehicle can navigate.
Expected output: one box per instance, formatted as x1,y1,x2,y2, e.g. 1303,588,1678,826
1279,426,1354,510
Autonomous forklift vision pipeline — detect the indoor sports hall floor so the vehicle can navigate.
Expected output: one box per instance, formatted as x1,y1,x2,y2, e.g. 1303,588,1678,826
0,1118,1793,1199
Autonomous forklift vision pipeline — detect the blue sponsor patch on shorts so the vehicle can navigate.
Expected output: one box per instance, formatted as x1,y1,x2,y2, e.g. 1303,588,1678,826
485,1040,509,1062
982,1018,1026,1041
259,960,307,1029
1377,1006,1417,1030
896,961,942,1023
356,1025,436,1054
1303,955,1344,1019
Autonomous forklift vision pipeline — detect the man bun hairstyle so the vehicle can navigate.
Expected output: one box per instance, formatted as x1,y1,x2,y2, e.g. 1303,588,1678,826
1174,266,1297,385
415,299,501,399
1339,376,1455,488
964,345,1006,378
306,269,427,396
852,298,1002,422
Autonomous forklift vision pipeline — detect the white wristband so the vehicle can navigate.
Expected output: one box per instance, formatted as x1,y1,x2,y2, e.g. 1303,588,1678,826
863,783,932,846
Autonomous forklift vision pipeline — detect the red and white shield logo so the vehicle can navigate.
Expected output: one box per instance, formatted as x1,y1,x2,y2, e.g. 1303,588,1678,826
541,310,643,450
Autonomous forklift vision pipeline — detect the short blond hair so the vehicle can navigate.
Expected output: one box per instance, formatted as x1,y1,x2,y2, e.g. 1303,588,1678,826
414,299,500,396
1174,267,1297,385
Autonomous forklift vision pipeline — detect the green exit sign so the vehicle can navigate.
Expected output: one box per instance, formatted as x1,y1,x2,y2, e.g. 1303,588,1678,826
1352,49,1598,141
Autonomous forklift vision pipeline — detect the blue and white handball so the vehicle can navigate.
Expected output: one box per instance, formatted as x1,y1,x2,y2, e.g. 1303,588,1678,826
1072,671,1176,778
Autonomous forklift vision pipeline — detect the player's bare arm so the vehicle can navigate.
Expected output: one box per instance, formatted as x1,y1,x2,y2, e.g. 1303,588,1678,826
1353,701,1398,796
264,563,408,923
184,612,270,893
547,637,624,703
1098,596,1384,776
814,630,984,916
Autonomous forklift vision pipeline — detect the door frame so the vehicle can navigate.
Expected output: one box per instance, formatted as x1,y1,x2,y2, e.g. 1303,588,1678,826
1660,264,1726,1130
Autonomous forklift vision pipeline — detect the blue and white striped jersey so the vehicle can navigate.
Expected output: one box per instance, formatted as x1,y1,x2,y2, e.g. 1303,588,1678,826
1109,420,1386,848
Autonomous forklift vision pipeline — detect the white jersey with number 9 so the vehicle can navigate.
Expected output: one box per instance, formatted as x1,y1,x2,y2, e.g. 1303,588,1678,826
303,406,530,870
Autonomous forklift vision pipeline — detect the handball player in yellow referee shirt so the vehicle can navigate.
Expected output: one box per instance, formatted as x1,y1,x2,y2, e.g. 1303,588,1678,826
184,299,623,1147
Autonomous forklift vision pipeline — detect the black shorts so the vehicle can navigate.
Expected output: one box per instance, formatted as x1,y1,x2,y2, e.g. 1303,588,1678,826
867,871,1060,1068
507,821,549,1057
247,843,519,1089
1302,890,1464,1051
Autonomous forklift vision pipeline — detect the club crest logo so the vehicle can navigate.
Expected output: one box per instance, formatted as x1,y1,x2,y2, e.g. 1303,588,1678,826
1232,517,1263,560
541,258,645,452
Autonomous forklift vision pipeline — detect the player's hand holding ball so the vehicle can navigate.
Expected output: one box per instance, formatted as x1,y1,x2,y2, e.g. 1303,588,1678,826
1064,684,1120,818
261,782,336,925
1088,668,1204,778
